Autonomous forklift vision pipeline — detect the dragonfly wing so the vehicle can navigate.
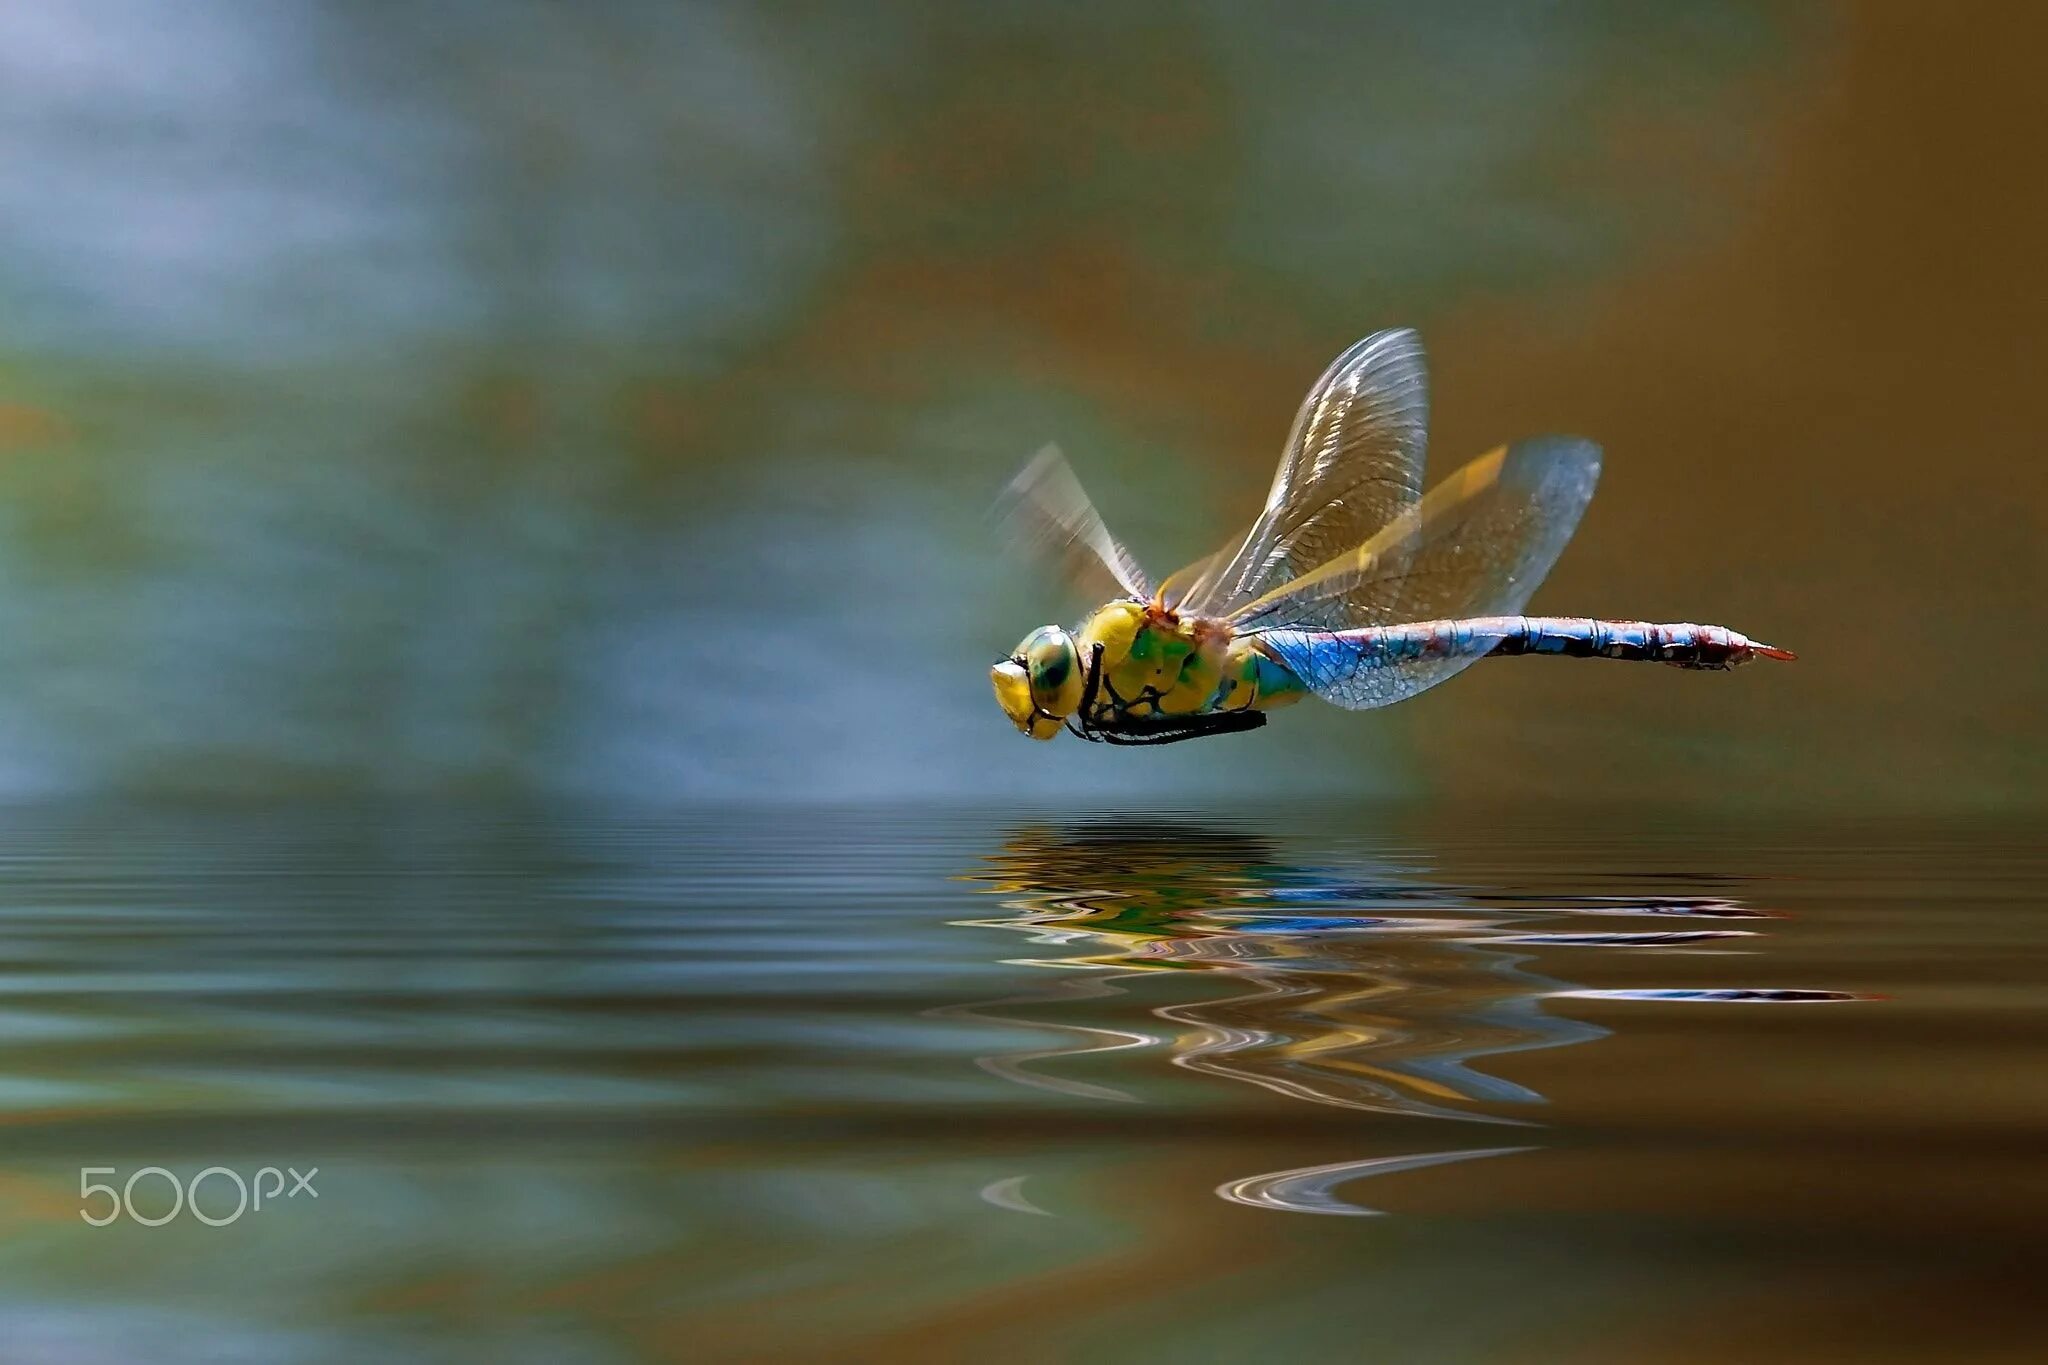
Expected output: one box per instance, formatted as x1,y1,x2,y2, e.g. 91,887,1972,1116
1260,623,1516,711
1240,435,1601,707
1233,436,1600,632
1155,541,1230,613
997,444,1152,604
1175,330,1429,616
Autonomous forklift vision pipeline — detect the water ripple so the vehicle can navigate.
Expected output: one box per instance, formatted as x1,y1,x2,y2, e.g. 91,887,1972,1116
1554,988,1871,1003
1215,1146,1539,1216
957,818,1872,1213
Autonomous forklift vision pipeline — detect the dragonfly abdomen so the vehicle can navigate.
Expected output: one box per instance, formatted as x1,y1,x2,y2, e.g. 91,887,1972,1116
1314,615,1791,670
1259,616,1793,694
1320,616,1793,671
1252,615,1793,713
1482,617,1792,669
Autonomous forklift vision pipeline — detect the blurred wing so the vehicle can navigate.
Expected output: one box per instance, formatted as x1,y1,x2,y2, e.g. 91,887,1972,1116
1155,542,1228,612
1173,330,1429,615
1240,435,1602,708
996,445,1152,603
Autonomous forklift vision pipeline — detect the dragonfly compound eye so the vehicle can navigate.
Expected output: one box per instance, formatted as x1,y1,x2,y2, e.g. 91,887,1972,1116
1023,626,1084,717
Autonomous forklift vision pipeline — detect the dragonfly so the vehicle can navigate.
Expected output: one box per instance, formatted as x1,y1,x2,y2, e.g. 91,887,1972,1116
991,329,1792,746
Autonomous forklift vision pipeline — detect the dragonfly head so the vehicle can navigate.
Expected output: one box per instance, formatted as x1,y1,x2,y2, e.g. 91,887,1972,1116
992,625,1085,740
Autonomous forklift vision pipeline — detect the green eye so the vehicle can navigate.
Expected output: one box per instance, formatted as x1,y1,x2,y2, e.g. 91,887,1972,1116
1026,635,1070,690
1020,626,1083,716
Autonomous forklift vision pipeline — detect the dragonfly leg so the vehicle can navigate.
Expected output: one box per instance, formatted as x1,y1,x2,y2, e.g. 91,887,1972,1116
1065,640,1267,744
1090,708,1268,746
1065,643,1109,741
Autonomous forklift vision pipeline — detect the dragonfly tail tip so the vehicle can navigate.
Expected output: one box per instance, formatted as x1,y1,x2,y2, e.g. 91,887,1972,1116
1755,643,1798,662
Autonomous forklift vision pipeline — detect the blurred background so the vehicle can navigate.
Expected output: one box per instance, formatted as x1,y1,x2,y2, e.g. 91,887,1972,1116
0,0,2040,808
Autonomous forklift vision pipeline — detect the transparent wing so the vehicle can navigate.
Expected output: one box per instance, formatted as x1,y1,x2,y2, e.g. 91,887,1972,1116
1240,435,1602,709
996,444,1152,604
1173,330,1428,616
1154,542,1228,612
1260,620,1520,711
1234,436,1600,631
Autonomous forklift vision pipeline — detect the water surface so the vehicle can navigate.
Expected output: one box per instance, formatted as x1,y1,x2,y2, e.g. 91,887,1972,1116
0,804,2037,1361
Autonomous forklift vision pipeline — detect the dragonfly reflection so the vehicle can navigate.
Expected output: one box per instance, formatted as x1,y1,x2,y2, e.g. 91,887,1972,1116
955,822,1641,1123
952,821,1774,1213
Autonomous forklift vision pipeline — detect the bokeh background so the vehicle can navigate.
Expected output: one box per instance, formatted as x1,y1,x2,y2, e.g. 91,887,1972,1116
0,0,2041,809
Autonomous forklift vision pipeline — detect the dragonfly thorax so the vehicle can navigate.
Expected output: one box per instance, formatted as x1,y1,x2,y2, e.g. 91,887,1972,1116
992,600,1303,741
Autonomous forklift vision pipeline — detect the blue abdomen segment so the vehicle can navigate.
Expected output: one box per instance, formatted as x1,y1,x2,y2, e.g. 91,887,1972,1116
1257,617,1789,712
